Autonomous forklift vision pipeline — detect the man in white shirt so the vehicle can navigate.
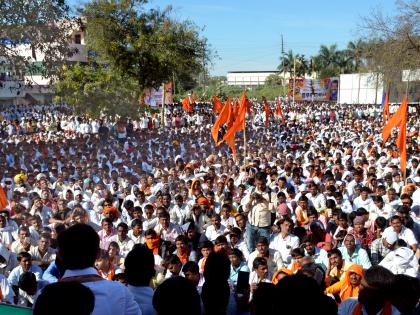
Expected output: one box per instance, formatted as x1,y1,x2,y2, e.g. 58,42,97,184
205,214,227,241
109,223,135,258
58,224,141,315
8,252,43,287
269,217,299,266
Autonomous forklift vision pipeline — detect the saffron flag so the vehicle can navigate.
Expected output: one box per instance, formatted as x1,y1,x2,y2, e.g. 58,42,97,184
262,96,271,127
226,98,234,128
212,96,223,113
275,99,285,124
211,97,231,144
182,97,192,112
382,96,407,144
0,185,8,210
220,90,247,158
383,93,390,121
233,98,240,118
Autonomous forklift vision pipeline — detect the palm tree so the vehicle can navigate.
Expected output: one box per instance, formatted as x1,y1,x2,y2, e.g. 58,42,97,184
347,39,366,72
315,44,342,77
277,50,295,77
295,54,308,77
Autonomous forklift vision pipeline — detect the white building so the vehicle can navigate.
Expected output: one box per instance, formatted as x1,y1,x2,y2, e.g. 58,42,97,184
226,71,279,86
0,21,87,105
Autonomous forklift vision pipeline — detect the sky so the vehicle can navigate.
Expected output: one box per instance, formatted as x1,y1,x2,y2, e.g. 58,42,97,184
69,0,396,76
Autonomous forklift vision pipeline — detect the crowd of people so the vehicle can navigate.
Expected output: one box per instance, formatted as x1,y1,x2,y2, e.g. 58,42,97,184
0,99,419,315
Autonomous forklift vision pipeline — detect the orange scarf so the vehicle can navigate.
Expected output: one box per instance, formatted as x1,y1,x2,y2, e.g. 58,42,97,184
339,264,363,302
178,247,189,263
290,262,301,274
352,301,392,315
200,257,207,273
145,237,160,255
272,268,293,285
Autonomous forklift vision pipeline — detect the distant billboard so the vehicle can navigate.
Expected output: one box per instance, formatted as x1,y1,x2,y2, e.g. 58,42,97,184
288,77,339,101
143,83,173,106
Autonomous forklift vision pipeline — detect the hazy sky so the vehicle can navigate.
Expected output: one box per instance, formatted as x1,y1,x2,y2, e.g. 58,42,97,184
69,0,396,76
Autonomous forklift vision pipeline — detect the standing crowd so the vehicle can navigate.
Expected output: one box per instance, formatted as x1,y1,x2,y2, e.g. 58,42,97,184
0,100,419,315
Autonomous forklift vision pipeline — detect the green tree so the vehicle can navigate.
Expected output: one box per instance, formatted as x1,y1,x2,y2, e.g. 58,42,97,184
277,50,295,77
81,0,210,92
0,0,76,79
265,74,283,86
346,39,367,72
55,63,139,117
314,44,342,77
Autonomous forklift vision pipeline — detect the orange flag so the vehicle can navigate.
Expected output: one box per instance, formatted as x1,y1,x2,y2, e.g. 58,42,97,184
0,185,8,210
182,97,192,112
226,98,234,128
397,99,407,178
383,94,390,121
275,99,285,124
211,96,231,144
233,98,240,118
212,96,223,113
246,99,252,114
382,96,407,144
262,96,271,127
220,90,247,158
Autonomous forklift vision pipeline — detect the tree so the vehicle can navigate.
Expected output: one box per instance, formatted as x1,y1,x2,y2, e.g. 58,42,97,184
277,50,295,77
265,74,283,86
361,0,420,88
346,39,367,72
55,63,139,117
0,0,76,79
81,0,210,92
314,44,343,78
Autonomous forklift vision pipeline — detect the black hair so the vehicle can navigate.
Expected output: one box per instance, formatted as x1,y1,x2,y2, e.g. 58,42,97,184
57,224,100,270
33,281,95,315
144,229,158,237
214,235,228,245
117,222,129,230
101,217,113,225
199,240,214,250
374,216,387,230
123,200,134,209
17,251,32,262
327,248,342,258
252,257,268,270
291,248,305,258
18,271,36,292
131,219,142,228
125,244,155,286
153,276,201,315
256,236,269,246
182,261,199,274
255,172,267,182
364,266,395,298
165,254,181,266
390,274,420,313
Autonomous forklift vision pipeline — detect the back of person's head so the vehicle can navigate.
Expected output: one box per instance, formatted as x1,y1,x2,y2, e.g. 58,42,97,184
153,276,200,315
250,282,277,315
33,281,95,315
202,252,231,315
182,261,199,275
275,274,337,315
203,252,230,282
18,272,36,294
57,224,100,270
125,244,155,286
359,266,395,307
390,274,420,314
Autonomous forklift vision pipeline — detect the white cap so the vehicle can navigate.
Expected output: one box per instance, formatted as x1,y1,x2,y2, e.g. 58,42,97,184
383,229,398,245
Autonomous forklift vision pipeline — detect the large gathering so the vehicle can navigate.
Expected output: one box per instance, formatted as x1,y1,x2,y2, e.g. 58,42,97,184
0,98,418,315
1,0,420,314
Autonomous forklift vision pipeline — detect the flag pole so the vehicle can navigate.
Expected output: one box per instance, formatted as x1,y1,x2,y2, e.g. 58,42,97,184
243,114,247,165
161,83,165,128
292,56,296,106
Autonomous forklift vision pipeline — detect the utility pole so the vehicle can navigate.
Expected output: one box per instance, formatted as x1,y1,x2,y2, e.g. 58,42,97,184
281,34,285,85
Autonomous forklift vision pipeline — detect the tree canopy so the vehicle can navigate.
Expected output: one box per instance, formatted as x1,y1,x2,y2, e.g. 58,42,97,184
0,0,76,79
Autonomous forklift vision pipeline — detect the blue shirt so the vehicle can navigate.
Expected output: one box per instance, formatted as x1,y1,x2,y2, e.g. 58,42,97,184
339,246,372,269
229,262,250,286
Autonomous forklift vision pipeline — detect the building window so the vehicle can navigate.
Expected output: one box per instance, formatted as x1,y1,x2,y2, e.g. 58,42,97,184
74,34,81,44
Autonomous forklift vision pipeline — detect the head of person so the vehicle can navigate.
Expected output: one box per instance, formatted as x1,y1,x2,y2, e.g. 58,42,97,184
390,215,403,234
124,244,155,287
291,248,305,268
211,214,221,229
301,235,316,256
116,222,129,241
199,241,213,258
101,217,113,233
343,234,357,253
256,236,269,256
18,251,32,271
153,277,200,315
347,264,364,287
253,257,268,279
235,213,246,229
33,281,95,315
165,254,182,276
158,211,170,228
390,274,420,314
182,261,200,287
175,235,188,252
255,172,267,191
57,224,100,270
327,248,343,270
358,266,395,311
18,271,37,296
214,235,229,253
131,219,143,236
